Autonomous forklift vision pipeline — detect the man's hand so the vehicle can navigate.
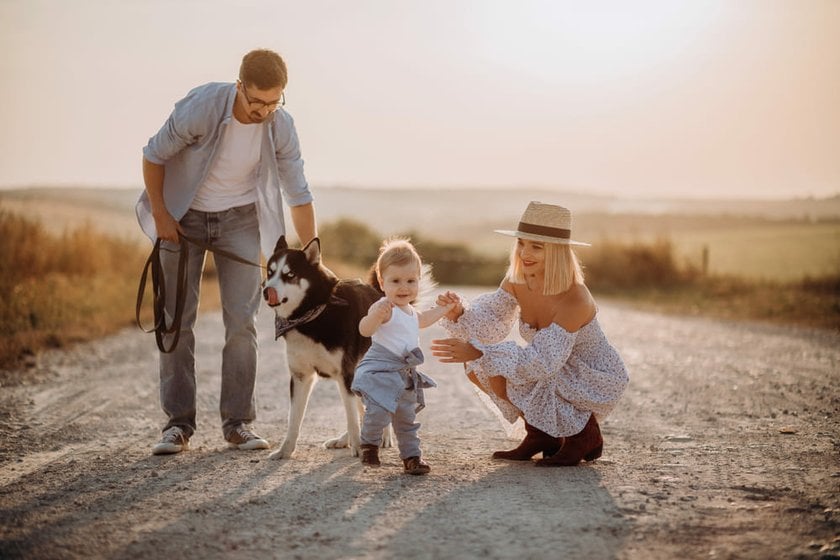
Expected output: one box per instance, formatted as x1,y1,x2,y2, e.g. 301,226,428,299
153,210,182,244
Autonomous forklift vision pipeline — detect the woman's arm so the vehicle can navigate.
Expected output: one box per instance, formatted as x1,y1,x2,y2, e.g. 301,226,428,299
438,286,519,344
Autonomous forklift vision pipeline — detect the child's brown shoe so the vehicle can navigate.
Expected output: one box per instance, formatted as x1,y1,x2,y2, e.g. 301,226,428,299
403,456,431,475
361,444,380,466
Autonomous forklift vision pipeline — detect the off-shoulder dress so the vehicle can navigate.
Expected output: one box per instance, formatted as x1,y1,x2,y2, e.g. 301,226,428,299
441,288,629,438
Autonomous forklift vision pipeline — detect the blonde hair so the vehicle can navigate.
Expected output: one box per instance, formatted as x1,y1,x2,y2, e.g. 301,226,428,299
375,237,421,280
506,240,585,295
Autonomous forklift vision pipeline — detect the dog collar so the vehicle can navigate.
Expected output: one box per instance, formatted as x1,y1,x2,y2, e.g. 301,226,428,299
273,294,349,339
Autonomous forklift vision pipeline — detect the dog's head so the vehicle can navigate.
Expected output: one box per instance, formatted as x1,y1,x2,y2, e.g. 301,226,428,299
263,236,337,319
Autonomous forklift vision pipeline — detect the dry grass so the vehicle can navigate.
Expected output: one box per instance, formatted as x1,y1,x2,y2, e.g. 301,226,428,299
0,210,220,372
596,276,840,331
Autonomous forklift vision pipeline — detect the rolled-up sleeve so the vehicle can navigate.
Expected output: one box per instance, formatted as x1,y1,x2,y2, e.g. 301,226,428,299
273,111,312,207
143,90,204,164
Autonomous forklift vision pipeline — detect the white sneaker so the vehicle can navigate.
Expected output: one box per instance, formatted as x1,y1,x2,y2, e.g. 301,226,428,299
152,426,190,455
226,425,269,450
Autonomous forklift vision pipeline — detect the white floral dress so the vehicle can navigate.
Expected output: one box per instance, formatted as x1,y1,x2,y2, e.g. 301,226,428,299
441,288,629,438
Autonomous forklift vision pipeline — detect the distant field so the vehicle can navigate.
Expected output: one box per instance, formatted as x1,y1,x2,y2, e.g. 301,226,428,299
2,187,838,282
667,222,840,281
431,216,840,282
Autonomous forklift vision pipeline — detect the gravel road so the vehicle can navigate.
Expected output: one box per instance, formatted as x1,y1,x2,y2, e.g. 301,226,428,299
1,288,838,560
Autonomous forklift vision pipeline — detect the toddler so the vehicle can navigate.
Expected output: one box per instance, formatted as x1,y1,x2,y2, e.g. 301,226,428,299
351,238,453,475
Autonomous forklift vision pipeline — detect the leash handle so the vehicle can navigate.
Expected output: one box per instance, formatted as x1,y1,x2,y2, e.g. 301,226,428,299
136,234,264,353
136,238,188,353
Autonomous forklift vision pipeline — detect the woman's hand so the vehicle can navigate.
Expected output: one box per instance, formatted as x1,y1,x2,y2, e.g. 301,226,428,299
436,291,464,322
430,338,482,363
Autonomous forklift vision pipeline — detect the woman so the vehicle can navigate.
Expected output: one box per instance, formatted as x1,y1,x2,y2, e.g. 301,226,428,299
431,202,628,466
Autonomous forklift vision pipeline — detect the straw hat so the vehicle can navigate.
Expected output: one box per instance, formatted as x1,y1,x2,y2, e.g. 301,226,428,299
494,201,591,246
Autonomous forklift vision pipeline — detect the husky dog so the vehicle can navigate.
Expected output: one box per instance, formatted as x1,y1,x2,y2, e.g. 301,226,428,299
262,236,388,459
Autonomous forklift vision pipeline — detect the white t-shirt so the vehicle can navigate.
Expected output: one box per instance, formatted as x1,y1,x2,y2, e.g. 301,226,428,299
191,117,261,212
372,304,420,357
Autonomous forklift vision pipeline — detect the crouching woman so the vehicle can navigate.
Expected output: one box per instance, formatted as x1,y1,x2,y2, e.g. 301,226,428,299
431,202,629,466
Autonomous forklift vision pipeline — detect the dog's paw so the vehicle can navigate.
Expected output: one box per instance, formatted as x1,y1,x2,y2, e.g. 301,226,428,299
381,426,394,448
269,443,295,460
324,432,349,449
349,444,360,457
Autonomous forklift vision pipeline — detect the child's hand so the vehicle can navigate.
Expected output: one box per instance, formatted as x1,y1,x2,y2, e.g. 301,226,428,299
370,297,394,322
359,297,394,337
436,291,464,321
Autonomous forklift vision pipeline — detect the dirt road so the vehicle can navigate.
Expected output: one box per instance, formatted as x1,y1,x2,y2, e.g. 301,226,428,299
1,288,838,559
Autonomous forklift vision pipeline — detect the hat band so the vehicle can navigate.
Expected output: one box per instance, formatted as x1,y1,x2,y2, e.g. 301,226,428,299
518,222,571,240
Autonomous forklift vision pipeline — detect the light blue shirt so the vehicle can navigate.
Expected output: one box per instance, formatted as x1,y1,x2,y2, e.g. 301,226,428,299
136,82,313,258
351,343,437,414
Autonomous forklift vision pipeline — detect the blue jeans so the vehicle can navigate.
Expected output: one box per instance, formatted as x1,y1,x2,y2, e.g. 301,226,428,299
158,203,262,440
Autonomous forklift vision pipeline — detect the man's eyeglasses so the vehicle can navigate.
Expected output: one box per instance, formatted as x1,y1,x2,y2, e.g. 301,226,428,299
238,81,285,111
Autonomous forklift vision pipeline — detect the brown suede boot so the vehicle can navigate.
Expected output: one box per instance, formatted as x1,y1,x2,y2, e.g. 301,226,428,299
403,456,431,475
492,422,562,461
535,414,603,467
361,444,380,467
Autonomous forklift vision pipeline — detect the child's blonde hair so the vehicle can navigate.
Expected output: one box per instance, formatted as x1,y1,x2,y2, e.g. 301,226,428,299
506,241,585,295
375,237,422,280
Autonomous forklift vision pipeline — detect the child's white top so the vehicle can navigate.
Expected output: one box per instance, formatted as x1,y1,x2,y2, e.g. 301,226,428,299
372,304,419,357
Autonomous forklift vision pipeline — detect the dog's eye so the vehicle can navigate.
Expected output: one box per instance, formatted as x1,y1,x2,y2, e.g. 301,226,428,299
282,271,295,280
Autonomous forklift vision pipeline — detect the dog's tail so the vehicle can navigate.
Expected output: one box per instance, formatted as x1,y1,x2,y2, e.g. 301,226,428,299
367,263,437,308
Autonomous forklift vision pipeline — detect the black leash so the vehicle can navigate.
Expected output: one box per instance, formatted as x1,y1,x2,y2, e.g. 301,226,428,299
135,234,264,353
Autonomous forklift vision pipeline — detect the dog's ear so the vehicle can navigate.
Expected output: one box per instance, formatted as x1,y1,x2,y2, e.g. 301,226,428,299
274,236,288,254
302,237,321,265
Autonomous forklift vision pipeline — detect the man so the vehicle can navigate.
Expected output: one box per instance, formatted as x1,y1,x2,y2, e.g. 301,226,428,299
136,49,317,455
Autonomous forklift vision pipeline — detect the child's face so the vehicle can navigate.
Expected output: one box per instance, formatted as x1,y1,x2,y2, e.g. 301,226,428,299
380,263,420,307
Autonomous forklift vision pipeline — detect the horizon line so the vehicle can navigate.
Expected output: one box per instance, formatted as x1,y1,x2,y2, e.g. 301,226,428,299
0,182,837,203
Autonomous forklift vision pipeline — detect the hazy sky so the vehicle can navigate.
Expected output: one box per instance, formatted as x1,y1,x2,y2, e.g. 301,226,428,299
1,0,838,199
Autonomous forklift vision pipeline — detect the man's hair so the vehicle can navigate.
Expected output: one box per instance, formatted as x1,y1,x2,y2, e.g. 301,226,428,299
506,241,585,295
239,49,288,90
376,238,421,279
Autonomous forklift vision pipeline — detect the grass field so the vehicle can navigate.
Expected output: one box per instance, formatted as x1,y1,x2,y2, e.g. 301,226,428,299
447,216,840,282
1,191,838,372
667,221,840,281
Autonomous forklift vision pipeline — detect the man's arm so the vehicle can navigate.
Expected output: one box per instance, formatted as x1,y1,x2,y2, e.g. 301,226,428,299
289,202,317,246
142,157,181,243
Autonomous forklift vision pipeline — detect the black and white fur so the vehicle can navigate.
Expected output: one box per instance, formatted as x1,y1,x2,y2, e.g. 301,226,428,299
262,236,390,459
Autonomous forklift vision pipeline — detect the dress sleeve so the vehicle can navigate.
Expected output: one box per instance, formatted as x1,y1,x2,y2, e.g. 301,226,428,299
468,323,576,386
440,288,518,344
